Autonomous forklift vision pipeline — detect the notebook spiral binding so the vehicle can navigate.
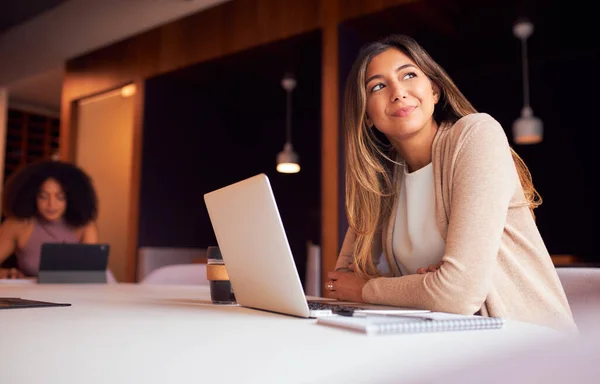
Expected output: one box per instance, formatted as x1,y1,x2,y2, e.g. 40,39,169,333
370,317,504,335
317,314,505,335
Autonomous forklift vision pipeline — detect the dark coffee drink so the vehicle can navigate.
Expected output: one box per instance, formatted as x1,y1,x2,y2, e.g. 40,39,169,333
206,246,236,304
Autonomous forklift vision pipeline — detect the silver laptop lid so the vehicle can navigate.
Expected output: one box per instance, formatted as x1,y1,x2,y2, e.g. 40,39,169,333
204,173,311,318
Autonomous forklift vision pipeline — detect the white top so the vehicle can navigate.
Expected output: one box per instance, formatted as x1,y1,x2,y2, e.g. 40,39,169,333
0,284,564,384
392,162,446,275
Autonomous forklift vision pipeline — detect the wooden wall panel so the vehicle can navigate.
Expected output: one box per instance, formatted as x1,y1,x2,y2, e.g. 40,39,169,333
321,0,340,291
126,78,145,283
63,0,321,102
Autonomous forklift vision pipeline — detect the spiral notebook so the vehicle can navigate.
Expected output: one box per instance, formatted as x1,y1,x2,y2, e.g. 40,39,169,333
317,312,504,335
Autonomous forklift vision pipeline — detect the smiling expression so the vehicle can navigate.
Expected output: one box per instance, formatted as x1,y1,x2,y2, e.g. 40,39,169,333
365,48,440,144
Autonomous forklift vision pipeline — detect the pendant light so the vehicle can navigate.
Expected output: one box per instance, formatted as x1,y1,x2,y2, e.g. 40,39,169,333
512,19,543,144
276,73,300,174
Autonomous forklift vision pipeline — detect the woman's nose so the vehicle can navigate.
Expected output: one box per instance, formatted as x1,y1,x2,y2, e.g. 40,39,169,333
389,82,407,102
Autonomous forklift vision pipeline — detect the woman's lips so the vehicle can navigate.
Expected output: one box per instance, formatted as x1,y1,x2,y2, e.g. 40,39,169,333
391,106,416,117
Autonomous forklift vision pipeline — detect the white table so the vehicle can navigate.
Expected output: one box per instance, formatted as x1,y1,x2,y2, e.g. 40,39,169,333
0,284,566,384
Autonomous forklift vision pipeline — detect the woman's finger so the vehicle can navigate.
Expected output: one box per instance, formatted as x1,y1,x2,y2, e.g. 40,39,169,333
416,267,427,274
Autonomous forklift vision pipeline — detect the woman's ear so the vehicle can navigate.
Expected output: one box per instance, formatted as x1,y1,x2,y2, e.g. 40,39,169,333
432,83,441,104
365,114,374,128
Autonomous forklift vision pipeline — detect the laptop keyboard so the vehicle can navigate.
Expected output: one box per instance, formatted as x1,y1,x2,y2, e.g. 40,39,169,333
307,301,358,313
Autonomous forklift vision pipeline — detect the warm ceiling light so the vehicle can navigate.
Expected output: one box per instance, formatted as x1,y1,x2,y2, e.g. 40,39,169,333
276,143,301,173
512,19,543,145
121,84,136,97
276,73,300,174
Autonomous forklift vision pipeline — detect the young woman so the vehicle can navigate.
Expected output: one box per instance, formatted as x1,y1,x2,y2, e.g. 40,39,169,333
0,160,99,278
325,34,576,333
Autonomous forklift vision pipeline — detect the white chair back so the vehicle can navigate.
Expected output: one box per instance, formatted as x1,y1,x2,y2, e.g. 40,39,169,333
137,247,207,282
556,267,600,328
140,263,209,286
106,269,117,284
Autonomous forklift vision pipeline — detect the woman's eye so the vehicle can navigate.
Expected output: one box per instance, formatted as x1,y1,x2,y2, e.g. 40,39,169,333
370,83,384,92
403,72,417,80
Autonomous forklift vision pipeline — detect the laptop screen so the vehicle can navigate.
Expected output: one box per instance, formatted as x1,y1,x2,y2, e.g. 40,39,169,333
39,243,109,271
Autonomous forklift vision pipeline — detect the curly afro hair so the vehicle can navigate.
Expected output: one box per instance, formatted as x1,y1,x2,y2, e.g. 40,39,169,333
2,160,98,227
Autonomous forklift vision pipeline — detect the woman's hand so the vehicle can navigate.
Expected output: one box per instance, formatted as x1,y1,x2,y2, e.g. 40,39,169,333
325,264,368,302
416,261,444,274
0,268,25,279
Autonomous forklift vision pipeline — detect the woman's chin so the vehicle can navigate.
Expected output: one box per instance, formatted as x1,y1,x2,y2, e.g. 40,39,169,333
41,214,62,222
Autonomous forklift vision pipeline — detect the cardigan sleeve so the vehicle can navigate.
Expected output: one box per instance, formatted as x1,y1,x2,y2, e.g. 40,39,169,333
362,117,517,314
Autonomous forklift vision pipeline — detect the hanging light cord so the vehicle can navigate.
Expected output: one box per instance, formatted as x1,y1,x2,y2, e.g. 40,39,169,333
285,86,292,144
520,36,530,108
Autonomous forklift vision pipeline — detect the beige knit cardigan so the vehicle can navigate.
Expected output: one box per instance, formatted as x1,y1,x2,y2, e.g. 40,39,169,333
336,113,577,333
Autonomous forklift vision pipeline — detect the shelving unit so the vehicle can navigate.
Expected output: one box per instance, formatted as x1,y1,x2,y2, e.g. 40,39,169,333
0,108,60,268
3,108,60,181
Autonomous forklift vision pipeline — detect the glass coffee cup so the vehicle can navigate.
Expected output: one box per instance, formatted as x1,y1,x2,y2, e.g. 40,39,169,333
206,246,236,304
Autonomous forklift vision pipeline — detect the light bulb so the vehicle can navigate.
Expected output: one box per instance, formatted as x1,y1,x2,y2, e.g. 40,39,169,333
276,142,300,173
513,106,543,144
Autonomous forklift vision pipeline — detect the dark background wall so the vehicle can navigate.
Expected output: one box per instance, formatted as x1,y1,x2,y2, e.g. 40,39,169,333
340,0,597,262
138,32,322,282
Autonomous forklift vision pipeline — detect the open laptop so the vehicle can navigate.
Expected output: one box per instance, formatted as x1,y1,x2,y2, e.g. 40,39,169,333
204,173,428,318
38,243,110,284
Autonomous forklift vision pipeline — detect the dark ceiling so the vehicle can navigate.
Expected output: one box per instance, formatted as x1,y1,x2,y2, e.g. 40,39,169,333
342,0,593,75
0,0,67,33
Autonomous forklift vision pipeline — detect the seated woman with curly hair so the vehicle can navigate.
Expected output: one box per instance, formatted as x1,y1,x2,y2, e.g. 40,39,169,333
0,160,99,279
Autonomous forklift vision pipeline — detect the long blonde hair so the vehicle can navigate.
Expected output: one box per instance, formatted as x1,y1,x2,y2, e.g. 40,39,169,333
343,34,541,278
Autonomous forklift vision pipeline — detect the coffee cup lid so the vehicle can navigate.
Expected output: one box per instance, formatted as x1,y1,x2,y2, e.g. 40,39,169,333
207,246,222,261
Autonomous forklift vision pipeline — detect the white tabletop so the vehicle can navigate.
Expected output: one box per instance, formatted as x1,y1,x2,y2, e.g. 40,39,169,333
0,283,566,384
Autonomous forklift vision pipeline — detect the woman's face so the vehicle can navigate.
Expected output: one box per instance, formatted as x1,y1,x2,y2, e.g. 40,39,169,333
364,48,439,143
36,178,67,222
